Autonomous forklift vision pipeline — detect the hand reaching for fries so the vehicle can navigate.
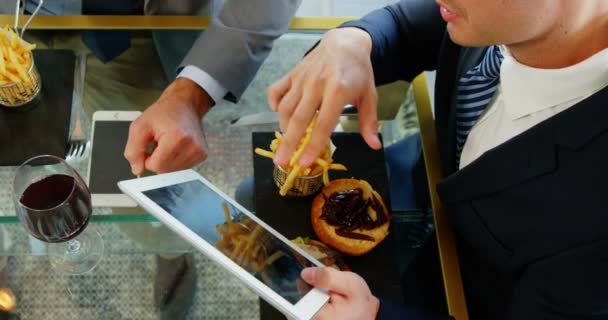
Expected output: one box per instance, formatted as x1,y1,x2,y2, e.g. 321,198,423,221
267,28,381,170
255,115,348,196
0,25,39,106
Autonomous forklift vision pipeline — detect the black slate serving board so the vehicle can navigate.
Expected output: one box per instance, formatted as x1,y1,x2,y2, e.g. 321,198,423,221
0,49,75,166
253,131,404,303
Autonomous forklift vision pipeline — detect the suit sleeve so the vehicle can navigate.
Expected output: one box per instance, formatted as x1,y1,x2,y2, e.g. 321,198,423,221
339,0,445,85
179,0,301,103
377,299,453,319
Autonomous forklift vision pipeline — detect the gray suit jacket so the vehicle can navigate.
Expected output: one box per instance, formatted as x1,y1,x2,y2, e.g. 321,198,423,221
0,0,300,103
147,0,301,102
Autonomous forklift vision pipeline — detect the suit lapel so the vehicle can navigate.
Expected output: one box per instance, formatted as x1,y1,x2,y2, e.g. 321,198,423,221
438,85,608,204
553,87,608,149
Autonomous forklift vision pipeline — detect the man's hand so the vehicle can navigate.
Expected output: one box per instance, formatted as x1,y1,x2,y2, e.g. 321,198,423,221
124,78,212,176
267,27,382,169
301,267,380,320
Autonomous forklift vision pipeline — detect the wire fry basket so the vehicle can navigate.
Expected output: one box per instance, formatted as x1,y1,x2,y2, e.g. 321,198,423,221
0,60,41,107
0,0,43,107
273,165,323,197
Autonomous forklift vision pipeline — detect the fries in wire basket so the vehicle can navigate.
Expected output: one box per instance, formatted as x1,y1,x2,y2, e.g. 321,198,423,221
255,115,348,196
0,25,39,106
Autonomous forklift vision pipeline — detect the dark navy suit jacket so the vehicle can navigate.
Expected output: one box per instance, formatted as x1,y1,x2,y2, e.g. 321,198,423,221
341,1,608,319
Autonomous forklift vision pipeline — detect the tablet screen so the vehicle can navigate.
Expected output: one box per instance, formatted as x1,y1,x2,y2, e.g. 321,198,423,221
142,180,314,304
89,121,134,194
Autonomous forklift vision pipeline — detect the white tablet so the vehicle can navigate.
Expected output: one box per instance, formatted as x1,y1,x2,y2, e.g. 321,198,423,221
118,170,329,320
88,110,142,207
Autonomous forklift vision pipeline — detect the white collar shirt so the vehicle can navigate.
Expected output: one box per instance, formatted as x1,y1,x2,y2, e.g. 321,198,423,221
460,47,608,169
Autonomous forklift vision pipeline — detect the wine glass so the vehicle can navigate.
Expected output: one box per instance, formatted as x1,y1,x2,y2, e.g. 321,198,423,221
12,155,103,274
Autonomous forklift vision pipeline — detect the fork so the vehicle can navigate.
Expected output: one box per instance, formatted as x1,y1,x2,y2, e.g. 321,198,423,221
65,118,88,158
65,53,88,159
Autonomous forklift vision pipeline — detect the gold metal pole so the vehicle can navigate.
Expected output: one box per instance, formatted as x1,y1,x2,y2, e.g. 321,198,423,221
0,15,354,30
413,73,469,320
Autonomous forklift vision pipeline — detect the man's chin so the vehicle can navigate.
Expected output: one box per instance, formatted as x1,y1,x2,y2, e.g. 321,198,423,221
447,28,493,47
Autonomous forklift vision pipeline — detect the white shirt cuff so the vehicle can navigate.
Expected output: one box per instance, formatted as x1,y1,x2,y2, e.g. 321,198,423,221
177,65,228,104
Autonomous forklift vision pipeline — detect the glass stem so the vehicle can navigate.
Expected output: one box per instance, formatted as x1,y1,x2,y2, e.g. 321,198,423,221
66,239,81,254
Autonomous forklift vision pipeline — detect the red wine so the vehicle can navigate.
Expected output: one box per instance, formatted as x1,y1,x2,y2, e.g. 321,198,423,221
19,174,91,243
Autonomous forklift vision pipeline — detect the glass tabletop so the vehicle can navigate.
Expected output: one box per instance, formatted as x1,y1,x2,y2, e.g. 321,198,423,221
0,222,264,319
0,29,323,215
0,27,414,233
0,24,429,319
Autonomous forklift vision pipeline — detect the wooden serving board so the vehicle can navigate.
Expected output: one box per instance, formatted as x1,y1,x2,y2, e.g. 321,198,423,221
252,131,403,302
0,49,75,166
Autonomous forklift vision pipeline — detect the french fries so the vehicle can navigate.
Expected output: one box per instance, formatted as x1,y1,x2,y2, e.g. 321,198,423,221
254,114,348,196
0,25,39,106
215,202,284,284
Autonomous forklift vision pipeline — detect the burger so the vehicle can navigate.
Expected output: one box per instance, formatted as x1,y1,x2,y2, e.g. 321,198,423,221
310,178,390,256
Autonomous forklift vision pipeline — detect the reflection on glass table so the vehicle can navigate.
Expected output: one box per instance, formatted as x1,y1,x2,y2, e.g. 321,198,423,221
0,220,261,319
